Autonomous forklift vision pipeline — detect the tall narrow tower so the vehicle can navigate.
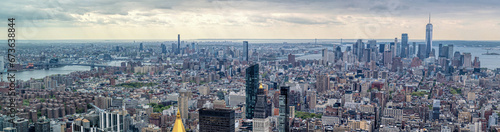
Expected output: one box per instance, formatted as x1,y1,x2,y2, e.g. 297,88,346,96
177,34,181,55
425,14,433,58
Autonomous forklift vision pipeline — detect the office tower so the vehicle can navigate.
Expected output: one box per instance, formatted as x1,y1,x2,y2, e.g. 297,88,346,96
447,45,454,59
379,44,385,53
14,118,29,132
354,39,364,61
253,84,270,132
279,86,290,132
316,74,329,93
383,51,392,67
362,48,371,62
367,40,376,49
401,33,408,58
199,108,235,132
431,100,440,121
171,43,177,54
412,42,416,57
245,64,259,119
0,56,3,72
418,44,427,60
35,118,50,132
177,34,181,54
473,57,480,68
139,43,144,51
161,43,167,54
178,88,191,120
335,46,342,62
426,14,433,58
394,38,399,57
191,42,196,51
322,48,329,65
288,53,295,64
97,110,132,132
307,90,317,112
463,53,472,68
243,41,249,62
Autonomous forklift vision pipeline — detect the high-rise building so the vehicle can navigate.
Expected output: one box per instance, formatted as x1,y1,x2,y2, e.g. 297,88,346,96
279,86,290,132
463,53,472,68
412,42,417,57
177,34,181,54
418,44,427,60
379,44,385,53
316,74,329,93
383,51,392,67
447,45,454,59
243,41,249,62
199,108,235,132
473,56,480,68
13,118,28,132
354,39,364,61
401,33,408,58
35,117,51,132
139,43,144,51
288,53,295,65
431,100,440,121
426,14,433,58
253,83,270,132
245,64,259,119
178,88,191,120
171,43,177,54
394,38,399,57
161,43,167,54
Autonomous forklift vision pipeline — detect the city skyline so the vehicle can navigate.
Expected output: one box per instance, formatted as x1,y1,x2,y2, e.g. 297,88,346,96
1,0,500,40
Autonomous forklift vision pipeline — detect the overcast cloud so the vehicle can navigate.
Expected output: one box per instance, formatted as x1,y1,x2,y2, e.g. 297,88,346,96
1,0,500,40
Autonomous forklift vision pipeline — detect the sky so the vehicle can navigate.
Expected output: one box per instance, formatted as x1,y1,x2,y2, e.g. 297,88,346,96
1,0,500,40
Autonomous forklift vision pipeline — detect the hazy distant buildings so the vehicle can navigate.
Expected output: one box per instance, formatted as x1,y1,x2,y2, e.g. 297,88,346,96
245,64,259,119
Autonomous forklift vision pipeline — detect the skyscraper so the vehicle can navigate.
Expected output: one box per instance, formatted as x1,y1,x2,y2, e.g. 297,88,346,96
418,44,427,60
463,53,472,68
177,34,181,55
178,88,191,120
199,108,235,132
401,33,408,58
161,43,167,54
253,83,270,132
279,86,290,132
426,14,433,58
245,64,259,119
243,41,249,62
139,43,144,51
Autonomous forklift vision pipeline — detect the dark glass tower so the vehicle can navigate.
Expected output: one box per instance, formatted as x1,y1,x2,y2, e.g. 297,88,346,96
199,108,235,132
279,86,290,132
245,64,259,119
243,41,249,62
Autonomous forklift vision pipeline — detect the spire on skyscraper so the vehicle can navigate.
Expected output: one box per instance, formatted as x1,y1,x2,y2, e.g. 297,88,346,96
429,13,431,23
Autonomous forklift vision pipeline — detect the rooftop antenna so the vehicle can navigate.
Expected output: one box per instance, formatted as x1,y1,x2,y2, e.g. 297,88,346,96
429,13,431,23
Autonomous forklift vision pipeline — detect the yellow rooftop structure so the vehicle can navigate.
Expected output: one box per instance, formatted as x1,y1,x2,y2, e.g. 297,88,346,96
172,108,186,132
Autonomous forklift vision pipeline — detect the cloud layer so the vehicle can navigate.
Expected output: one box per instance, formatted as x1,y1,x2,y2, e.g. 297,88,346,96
1,0,500,40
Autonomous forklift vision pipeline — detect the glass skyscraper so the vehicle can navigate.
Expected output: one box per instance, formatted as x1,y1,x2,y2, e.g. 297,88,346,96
245,64,259,119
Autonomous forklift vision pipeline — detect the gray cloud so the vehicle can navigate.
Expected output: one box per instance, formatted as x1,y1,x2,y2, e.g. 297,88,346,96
1,0,500,27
